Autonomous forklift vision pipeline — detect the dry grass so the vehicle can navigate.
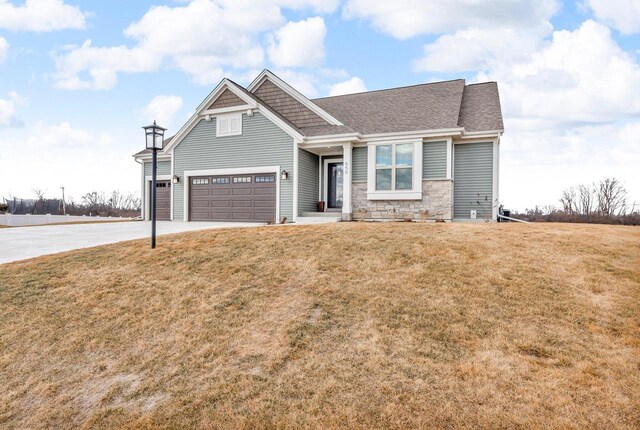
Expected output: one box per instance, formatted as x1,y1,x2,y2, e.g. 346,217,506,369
1,222,639,429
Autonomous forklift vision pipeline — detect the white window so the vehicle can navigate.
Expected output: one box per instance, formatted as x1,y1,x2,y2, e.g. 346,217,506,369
367,141,423,200
216,113,242,137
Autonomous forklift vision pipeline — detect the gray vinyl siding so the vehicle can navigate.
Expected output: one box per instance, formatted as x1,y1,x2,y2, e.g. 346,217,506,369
298,148,319,213
144,160,171,177
423,141,447,179
352,147,367,182
173,112,294,221
453,142,494,220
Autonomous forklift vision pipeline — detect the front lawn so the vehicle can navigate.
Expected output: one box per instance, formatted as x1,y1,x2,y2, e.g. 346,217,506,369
1,222,638,429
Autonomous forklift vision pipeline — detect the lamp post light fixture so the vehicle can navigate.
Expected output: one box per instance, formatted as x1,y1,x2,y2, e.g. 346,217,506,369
142,120,167,249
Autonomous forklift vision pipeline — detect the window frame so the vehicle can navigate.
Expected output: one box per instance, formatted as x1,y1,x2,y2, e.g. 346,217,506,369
367,140,423,200
216,112,243,137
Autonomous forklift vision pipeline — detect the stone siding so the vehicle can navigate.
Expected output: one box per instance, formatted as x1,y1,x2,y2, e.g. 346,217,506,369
352,180,453,221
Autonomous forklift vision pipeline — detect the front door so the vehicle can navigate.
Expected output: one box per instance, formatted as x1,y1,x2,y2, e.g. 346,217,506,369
327,162,344,209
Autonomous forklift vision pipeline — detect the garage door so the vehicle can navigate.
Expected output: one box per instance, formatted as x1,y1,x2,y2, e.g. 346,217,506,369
149,181,171,220
190,173,276,222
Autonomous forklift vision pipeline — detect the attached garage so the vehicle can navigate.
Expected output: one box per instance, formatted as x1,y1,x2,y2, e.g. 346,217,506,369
150,181,171,221
189,173,276,222
454,142,495,220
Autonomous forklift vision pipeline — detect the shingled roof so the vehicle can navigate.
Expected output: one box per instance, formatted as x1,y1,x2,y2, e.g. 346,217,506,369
457,82,504,132
308,79,503,136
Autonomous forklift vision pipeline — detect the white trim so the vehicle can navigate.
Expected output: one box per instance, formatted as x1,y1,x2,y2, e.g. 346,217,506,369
170,151,174,220
201,105,254,116
366,140,423,200
446,137,453,179
362,128,463,142
247,70,343,126
303,133,360,145
461,130,503,139
139,160,144,218
342,143,352,220
182,166,280,222
323,157,343,206
367,191,422,200
134,155,171,162
144,174,172,220
293,138,299,222
492,138,500,221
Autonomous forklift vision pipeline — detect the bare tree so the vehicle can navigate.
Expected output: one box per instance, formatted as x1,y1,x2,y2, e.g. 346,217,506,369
560,187,577,214
596,178,627,217
577,184,594,216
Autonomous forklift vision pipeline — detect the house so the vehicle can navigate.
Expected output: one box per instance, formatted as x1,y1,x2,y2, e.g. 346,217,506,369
133,70,504,223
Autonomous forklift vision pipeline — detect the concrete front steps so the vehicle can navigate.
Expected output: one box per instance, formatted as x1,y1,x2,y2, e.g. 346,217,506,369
297,212,342,224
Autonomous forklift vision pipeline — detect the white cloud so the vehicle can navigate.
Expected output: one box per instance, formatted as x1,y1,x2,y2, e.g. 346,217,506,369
328,76,367,96
52,0,340,89
140,95,184,129
0,92,25,127
268,17,326,67
484,21,640,210
0,124,132,201
586,0,640,34
0,0,87,32
53,40,161,90
0,37,8,62
486,20,640,123
25,121,110,147
343,0,558,39
414,25,551,73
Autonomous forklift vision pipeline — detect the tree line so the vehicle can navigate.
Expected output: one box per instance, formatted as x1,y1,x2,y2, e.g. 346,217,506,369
512,178,639,225
1,190,141,218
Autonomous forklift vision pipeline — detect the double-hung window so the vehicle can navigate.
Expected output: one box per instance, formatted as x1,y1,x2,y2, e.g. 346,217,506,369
368,141,422,200
375,143,414,191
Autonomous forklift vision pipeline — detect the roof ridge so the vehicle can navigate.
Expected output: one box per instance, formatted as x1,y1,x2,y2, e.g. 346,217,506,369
312,78,466,101
465,81,498,87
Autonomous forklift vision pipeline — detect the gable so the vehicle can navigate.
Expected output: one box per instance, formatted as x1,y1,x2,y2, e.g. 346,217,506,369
208,88,245,110
254,79,329,129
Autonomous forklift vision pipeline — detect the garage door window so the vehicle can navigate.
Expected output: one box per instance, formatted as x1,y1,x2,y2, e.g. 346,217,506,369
256,175,275,183
193,178,209,185
212,177,230,184
233,176,252,183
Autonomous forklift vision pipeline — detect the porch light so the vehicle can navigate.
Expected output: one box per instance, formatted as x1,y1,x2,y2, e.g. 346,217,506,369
143,120,166,150
281,170,289,180
172,175,180,184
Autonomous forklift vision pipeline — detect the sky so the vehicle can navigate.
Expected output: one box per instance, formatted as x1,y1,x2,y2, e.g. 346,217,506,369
0,0,639,211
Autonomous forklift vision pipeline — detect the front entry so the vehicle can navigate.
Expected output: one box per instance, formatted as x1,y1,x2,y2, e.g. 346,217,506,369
327,162,344,209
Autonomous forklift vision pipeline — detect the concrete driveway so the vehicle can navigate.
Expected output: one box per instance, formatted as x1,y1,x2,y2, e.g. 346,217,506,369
0,221,262,265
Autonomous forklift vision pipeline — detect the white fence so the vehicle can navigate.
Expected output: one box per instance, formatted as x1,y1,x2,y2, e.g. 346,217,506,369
0,214,133,227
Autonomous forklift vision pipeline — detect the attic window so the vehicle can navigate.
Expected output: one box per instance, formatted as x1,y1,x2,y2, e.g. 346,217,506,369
216,113,242,137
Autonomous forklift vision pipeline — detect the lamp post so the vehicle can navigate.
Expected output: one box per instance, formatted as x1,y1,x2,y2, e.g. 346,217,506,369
143,120,166,249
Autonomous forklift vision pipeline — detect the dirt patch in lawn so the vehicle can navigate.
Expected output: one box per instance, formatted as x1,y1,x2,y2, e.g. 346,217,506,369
0,222,639,429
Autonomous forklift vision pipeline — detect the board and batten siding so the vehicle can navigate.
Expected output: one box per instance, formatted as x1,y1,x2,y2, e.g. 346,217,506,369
422,141,447,179
172,112,294,221
298,148,319,213
144,160,171,177
453,142,494,220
